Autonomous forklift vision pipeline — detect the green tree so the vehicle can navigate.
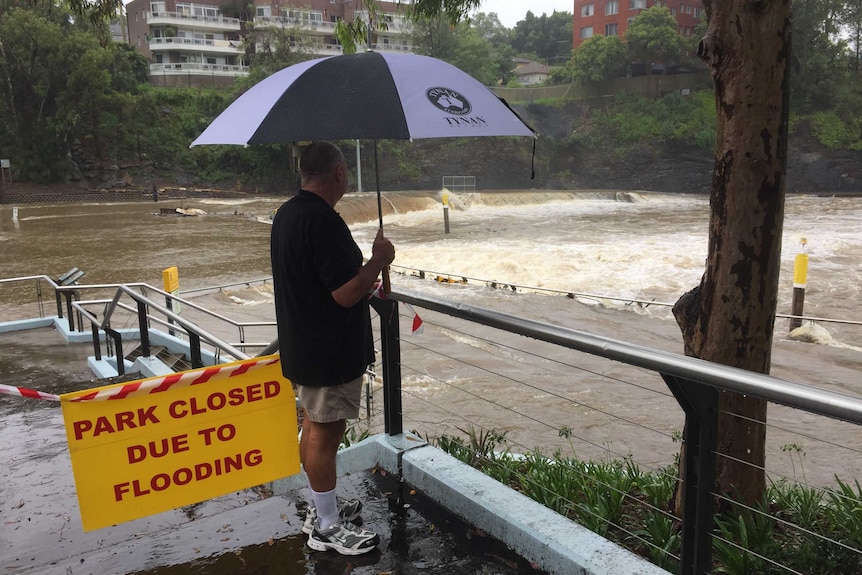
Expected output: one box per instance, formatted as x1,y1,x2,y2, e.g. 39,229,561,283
842,0,862,72
570,34,627,84
626,5,688,76
241,19,313,85
0,7,115,181
512,10,573,64
470,12,512,47
790,0,848,110
412,14,510,85
409,0,481,25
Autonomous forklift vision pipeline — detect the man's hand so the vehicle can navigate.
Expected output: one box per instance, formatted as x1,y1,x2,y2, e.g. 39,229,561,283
370,227,395,268
332,228,396,308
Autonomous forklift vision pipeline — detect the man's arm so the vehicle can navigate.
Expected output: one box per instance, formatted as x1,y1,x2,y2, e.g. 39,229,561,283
331,228,395,308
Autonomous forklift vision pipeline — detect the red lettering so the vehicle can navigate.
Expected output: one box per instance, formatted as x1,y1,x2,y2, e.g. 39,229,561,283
152,474,170,491
133,479,151,497
264,380,280,398
73,419,92,441
189,398,206,415
93,416,115,437
246,383,262,402
137,405,160,426
207,392,226,411
172,434,189,453
114,482,130,501
127,445,147,463
228,387,244,406
198,427,216,445
169,400,187,419
173,468,192,486
115,411,135,431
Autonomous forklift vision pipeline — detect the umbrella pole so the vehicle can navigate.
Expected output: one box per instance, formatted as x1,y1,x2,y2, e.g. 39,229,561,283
374,140,391,294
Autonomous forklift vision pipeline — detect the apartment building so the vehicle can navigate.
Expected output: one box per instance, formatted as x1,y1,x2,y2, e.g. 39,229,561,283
572,0,703,49
252,0,414,55
125,0,413,87
126,0,247,86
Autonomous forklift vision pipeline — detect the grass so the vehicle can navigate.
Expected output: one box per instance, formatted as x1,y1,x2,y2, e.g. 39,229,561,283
430,426,862,575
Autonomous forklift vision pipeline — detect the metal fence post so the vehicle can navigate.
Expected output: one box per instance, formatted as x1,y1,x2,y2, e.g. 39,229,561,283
662,374,718,575
372,298,403,435
137,300,151,359
189,333,203,368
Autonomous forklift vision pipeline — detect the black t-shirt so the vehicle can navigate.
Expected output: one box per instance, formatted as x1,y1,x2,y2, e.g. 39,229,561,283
270,190,374,387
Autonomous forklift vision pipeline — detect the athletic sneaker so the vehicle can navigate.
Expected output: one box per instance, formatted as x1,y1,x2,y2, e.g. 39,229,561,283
307,519,380,555
302,496,363,534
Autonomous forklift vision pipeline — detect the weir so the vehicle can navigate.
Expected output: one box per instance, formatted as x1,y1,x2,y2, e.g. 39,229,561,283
2,272,862,574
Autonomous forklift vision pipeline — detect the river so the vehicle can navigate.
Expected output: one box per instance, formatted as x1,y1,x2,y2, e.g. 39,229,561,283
1,191,861,483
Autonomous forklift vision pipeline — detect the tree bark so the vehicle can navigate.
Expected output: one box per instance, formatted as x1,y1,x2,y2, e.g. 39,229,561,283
672,0,791,510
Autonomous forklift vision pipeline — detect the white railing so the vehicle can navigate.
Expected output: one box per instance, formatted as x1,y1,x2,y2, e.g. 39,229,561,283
149,62,249,75
147,10,241,29
252,15,336,33
149,36,242,52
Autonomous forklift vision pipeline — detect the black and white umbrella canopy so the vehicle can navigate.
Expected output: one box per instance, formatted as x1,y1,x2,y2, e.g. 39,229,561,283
191,51,536,146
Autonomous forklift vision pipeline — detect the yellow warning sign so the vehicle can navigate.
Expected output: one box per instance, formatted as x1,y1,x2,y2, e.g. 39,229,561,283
61,356,299,531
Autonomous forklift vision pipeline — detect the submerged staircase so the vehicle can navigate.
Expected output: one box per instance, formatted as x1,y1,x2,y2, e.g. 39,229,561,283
125,344,192,373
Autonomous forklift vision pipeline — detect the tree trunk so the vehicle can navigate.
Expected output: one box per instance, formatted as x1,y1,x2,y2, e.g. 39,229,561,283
672,0,791,511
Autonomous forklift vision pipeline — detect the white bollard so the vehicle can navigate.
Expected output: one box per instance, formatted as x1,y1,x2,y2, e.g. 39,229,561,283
12,207,18,221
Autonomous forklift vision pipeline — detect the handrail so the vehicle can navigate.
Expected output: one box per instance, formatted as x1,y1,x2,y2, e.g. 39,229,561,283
379,287,862,575
112,285,249,361
389,287,862,425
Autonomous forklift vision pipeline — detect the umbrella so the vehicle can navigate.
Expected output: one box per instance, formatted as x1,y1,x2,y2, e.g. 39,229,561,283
191,51,538,287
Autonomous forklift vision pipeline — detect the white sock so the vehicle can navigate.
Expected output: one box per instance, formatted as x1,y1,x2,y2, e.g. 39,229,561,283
311,487,338,530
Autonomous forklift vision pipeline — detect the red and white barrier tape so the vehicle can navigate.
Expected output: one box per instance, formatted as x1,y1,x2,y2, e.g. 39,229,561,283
0,357,280,402
0,383,60,401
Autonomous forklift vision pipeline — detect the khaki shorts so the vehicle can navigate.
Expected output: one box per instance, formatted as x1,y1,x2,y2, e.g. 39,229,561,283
296,376,363,424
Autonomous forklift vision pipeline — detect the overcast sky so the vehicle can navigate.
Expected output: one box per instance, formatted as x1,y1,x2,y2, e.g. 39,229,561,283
475,1,574,28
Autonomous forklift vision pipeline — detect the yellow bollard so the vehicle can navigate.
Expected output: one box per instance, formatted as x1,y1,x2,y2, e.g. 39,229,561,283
162,266,180,335
790,239,808,331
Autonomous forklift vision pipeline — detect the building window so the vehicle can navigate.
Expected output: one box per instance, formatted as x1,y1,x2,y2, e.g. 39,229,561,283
604,0,619,16
580,26,593,39
629,0,645,9
686,4,692,13
670,7,677,15
257,6,270,17
694,6,703,18
605,22,618,36
684,26,690,35
581,3,594,16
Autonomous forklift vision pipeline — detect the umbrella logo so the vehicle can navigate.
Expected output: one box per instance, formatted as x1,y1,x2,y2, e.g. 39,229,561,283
426,87,472,116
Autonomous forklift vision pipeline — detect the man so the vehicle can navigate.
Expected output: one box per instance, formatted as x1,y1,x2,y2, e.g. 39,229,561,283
270,141,395,556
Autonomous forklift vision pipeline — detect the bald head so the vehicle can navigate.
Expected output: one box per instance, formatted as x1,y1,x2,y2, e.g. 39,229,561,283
300,142,346,186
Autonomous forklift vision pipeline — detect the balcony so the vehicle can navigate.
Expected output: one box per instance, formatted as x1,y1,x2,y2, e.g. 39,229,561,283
147,10,241,31
149,36,243,55
253,15,336,35
149,62,248,76
368,42,415,53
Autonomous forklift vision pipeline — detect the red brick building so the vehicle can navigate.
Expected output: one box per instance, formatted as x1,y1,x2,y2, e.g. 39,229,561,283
572,0,703,49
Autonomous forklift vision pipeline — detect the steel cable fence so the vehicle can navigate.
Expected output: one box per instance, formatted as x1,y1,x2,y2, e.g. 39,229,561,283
359,295,862,575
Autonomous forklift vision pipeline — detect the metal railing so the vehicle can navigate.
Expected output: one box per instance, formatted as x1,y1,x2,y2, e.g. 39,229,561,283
71,285,250,375
0,276,276,376
146,10,241,28
366,287,862,575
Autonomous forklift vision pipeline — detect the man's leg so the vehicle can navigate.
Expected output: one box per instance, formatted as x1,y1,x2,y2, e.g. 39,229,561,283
301,416,346,528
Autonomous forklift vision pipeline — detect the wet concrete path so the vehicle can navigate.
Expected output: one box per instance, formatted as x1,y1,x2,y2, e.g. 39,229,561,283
0,327,541,575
